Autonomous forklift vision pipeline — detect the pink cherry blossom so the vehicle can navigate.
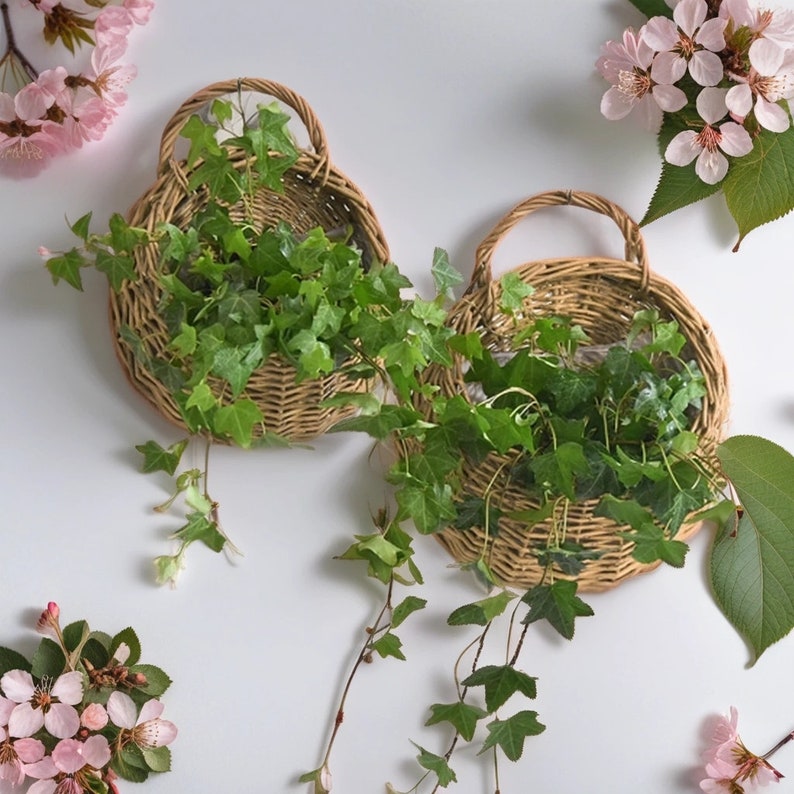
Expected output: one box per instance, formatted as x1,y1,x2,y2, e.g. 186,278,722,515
0,712,48,787
597,26,687,130
107,691,177,749
0,670,82,740
25,736,111,794
644,0,727,86
665,87,753,183
79,703,108,732
123,0,154,25
721,0,794,74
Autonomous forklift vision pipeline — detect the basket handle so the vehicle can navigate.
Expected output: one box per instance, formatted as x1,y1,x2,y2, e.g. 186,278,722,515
156,77,330,179
469,189,649,293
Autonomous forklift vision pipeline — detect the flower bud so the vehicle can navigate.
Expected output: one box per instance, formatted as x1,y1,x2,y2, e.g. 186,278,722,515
81,702,109,731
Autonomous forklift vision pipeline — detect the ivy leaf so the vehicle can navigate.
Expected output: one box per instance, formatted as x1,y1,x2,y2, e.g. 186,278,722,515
412,743,457,787
478,711,546,762
712,435,794,664
521,580,594,640
425,702,488,742
431,247,464,301
180,113,224,167
46,249,86,290
723,126,794,251
135,439,188,476
172,512,225,553
371,632,406,661
499,272,535,315
461,665,538,712
212,398,263,447
69,211,93,241
447,591,517,627
94,249,137,291
395,480,457,535
392,596,427,629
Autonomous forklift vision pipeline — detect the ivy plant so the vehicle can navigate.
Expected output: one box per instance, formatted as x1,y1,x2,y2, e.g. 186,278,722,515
43,96,453,585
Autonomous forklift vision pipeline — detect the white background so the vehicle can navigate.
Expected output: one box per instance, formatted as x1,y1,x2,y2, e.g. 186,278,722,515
2,1,794,793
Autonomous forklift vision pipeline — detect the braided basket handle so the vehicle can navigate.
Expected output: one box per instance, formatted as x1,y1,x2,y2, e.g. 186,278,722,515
470,189,649,293
156,77,330,179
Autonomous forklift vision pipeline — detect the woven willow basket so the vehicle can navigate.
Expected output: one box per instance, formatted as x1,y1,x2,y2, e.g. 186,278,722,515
414,189,729,592
109,78,390,443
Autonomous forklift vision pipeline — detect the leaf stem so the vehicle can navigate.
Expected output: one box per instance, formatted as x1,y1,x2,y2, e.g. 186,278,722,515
762,730,794,761
0,3,39,83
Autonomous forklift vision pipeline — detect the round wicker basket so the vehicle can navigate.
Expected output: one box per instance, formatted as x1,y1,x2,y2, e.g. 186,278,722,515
413,189,729,592
109,78,390,443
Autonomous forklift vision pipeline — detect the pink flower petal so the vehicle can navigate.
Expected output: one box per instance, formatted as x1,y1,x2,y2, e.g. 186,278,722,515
665,129,700,166
689,50,724,87
695,17,727,52
13,737,45,764
651,51,688,84
81,735,111,769
600,86,633,120
22,755,58,781
107,691,137,730
718,122,753,157
750,38,785,75
695,147,728,184
754,96,790,132
51,672,83,706
0,697,14,724
137,699,164,724
139,718,177,748
696,86,728,125
643,16,679,51
8,703,44,738
28,778,58,794
674,0,707,37
650,82,687,113
44,703,80,740
52,739,87,774
1,671,35,703
725,84,752,118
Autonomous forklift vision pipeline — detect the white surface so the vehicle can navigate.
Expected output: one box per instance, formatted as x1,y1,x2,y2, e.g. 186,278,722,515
2,1,794,793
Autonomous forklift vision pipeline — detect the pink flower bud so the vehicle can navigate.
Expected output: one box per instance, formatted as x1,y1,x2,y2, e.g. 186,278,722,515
47,602,60,618
80,702,109,731
37,246,53,261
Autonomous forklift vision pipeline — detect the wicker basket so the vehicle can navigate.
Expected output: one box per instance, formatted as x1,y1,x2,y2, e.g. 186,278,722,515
414,189,729,592
109,78,390,443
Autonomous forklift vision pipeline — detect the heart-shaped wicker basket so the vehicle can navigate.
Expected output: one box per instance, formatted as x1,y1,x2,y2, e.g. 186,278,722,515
109,78,390,443
412,189,730,592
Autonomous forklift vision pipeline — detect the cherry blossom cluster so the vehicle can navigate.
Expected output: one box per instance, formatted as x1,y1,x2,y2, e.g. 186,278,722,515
597,0,794,184
0,0,154,175
700,707,791,793
0,603,176,794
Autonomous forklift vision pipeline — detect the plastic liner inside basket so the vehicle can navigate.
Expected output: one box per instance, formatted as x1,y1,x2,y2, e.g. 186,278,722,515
108,78,390,443
411,189,730,593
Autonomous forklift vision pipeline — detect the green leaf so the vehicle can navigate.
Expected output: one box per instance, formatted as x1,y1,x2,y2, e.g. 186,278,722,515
626,0,673,17
212,398,263,447
135,439,188,476
69,211,93,241
426,701,488,742
412,743,457,787
723,126,794,250
431,247,464,300
46,249,86,290
0,646,32,677
31,637,67,679
478,711,546,762
461,665,538,712
110,627,141,666
392,596,427,629
128,664,172,697
521,580,594,640
180,113,224,167
499,272,534,314
447,591,517,627
94,249,137,291
172,512,226,553
395,480,457,535
371,632,406,661
142,745,171,773
712,435,794,663
640,157,721,228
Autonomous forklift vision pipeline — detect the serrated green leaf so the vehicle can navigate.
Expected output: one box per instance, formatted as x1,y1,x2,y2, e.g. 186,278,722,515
521,580,594,640
392,596,427,629
135,439,188,476
461,664,538,712
212,398,263,447
426,701,488,742
110,627,141,666
371,632,406,661
640,158,721,227
0,647,32,677
448,591,517,627
478,711,546,762
412,743,457,787
723,126,794,250
128,664,172,697
712,435,794,663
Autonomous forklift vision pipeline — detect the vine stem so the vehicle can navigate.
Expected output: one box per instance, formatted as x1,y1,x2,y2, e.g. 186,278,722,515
1,3,39,82
320,577,395,770
762,730,794,761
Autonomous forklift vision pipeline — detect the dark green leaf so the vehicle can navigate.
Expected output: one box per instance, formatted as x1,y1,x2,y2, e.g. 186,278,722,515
521,580,594,640
712,435,794,663
142,745,171,773
172,512,226,553
110,627,141,666
448,591,517,626
478,711,546,762
371,632,406,661
135,439,188,476
392,596,427,629
426,701,488,742
627,0,673,18
31,637,67,679
461,665,538,712
69,211,93,241
0,647,32,677
46,249,86,290
128,663,172,697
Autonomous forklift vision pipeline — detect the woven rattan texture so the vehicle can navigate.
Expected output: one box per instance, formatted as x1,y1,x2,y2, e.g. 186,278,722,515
108,78,390,443
413,190,730,592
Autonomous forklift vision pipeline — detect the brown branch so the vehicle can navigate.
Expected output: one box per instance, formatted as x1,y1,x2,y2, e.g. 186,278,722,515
1,3,39,81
